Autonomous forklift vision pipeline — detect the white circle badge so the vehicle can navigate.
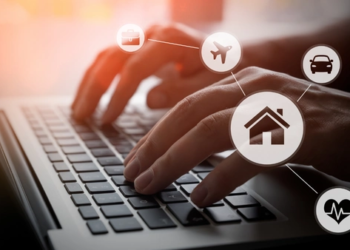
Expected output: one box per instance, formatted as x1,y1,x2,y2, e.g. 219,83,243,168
315,187,350,235
200,32,241,73
302,45,341,85
230,91,304,166
116,24,145,53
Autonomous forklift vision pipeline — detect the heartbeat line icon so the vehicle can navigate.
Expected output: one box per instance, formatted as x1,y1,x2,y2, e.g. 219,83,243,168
324,199,350,224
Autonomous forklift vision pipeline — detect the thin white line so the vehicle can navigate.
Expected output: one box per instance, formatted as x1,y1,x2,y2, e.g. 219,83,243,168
297,83,312,102
148,39,199,49
231,72,246,96
286,164,318,194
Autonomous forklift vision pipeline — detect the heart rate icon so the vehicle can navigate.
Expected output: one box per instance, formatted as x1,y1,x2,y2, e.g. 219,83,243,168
324,199,350,224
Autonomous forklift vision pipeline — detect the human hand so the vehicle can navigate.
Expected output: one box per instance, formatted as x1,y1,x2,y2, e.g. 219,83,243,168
71,23,225,123
123,67,350,207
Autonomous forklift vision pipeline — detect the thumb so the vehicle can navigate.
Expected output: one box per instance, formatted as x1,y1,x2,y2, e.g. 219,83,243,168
147,70,225,109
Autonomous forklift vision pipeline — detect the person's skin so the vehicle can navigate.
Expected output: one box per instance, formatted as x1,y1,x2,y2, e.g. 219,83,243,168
124,67,350,207
72,20,350,207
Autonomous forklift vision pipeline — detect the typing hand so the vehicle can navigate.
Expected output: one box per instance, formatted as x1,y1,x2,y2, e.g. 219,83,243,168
124,67,350,207
71,23,223,124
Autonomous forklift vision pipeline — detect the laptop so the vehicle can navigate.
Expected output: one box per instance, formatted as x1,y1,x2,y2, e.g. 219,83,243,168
0,86,346,250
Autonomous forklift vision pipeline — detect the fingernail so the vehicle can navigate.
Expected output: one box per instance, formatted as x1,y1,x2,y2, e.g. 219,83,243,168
191,184,208,204
124,157,140,181
149,91,167,107
135,168,153,191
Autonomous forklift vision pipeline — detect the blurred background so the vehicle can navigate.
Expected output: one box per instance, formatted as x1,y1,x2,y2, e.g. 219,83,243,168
0,0,349,98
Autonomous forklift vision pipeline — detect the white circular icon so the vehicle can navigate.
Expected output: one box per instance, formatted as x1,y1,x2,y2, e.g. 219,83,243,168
302,45,341,85
200,32,241,73
315,187,350,235
230,92,304,166
116,24,145,53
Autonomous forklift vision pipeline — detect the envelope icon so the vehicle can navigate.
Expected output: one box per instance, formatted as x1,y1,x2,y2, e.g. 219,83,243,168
122,29,140,45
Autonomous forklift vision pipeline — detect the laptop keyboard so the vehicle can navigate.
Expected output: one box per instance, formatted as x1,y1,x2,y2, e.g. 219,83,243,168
21,105,276,235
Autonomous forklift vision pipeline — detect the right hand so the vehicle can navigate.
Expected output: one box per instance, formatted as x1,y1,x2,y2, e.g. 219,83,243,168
71,23,225,123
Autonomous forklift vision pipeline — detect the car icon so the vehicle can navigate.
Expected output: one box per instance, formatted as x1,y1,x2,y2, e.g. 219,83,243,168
310,55,333,74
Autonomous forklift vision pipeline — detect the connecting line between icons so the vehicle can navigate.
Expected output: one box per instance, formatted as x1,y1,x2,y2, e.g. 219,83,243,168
297,83,313,102
285,164,318,194
231,72,246,96
148,39,200,50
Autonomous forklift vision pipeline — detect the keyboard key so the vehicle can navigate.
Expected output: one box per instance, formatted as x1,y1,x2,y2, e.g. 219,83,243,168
43,145,57,153
100,204,132,218
58,172,76,182
91,148,115,157
128,197,159,209
85,140,107,149
192,161,214,173
104,166,124,176
48,125,68,132
204,205,241,224
87,220,108,234
67,154,92,163
71,194,91,206
52,132,74,139
175,174,199,185
167,203,209,226
197,172,209,180
225,195,259,208
163,184,177,191
73,163,99,172
138,208,176,229
119,186,143,197
57,138,79,146
39,137,52,145
72,124,93,133
238,207,276,221
73,125,93,133
158,191,187,203
47,153,63,162
93,193,123,205
35,130,47,137
229,187,246,195
79,132,100,141
123,128,145,135
85,182,115,194
206,200,224,207
111,176,132,186
79,206,99,220
53,162,69,172
98,157,123,166
109,217,143,232
61,146,85,154
114,145,133,154
108,138,130,146
180,184,197,196
79,172,106,182
65,183,83,194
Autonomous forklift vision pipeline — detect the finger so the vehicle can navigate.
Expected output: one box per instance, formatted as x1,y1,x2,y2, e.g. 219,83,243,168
147,70,226,109
191,130,282,207
72,46,130,120
101,30,201,124
124,83,242,180
132,109,233,192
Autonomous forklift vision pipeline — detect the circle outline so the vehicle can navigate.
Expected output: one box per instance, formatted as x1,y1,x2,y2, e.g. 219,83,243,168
200,32,243,74
301,44,342,85
229,90,305,167
116,24,145,54
314,186,350,235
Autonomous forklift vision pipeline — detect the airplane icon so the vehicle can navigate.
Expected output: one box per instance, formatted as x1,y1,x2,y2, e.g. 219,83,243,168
210,41,232,64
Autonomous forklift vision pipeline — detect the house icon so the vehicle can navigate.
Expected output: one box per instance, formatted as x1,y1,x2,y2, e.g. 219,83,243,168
244,107,290,145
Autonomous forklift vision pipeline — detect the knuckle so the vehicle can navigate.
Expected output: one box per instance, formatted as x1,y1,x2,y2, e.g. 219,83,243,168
171,94,196,118
196,114,218,138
